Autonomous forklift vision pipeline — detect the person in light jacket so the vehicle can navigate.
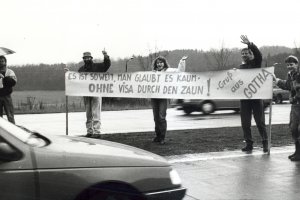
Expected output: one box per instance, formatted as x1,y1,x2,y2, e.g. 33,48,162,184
151,56,187,144
0,56,17,124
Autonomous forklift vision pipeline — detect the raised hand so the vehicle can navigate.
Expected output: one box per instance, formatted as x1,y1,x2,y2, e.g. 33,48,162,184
240,35,250,45
102,47,108,56
181,56,188,60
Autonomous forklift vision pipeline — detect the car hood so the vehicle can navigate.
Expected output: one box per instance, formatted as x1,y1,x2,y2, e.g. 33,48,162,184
33,135,170,169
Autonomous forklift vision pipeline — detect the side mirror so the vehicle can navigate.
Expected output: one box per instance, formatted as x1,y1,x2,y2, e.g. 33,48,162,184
0,142,21,162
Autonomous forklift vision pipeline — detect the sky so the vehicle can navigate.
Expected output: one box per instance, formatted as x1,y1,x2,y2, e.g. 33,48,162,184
1,0,300,65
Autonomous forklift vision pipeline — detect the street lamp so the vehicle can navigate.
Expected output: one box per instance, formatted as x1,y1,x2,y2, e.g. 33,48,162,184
125,56,134,72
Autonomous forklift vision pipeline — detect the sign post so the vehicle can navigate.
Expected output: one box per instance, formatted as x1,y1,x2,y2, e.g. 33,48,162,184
66,95,68,136
268,98,273,155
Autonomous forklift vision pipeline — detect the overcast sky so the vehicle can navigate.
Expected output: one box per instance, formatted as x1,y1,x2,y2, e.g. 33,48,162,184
1,0,300,65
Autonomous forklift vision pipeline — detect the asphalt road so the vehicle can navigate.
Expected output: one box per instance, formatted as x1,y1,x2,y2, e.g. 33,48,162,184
13,102,295,200
169,146,297,200
15,102,290,136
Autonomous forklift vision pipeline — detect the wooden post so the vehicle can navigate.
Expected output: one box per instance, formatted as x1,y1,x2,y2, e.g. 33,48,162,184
267,99,272,155
66,95,68,135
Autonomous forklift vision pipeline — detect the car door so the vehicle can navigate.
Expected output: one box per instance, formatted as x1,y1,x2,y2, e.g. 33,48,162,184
214,99,240,109
0,134,37,200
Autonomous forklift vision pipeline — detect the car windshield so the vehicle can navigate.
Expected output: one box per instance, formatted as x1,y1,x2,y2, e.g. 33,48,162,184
0,117,48,147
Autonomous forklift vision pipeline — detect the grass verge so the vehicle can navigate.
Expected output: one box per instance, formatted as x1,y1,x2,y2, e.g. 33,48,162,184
102,124,292,157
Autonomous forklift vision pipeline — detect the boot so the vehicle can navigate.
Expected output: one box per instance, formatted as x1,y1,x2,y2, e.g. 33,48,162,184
242,140,253,152
288,150,296,159
262,140,268,153
291,141,300,161
153,137,160,142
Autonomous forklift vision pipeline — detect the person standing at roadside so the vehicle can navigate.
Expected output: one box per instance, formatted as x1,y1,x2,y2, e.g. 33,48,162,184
80,50,111,138
0,56,17,124
151,56,187,145
65,50,111,138
274,55,300,161
239,35,268,153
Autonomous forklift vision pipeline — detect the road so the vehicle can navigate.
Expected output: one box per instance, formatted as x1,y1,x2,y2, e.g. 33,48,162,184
15,103,290,136
13,102,296,200
169,146,297,200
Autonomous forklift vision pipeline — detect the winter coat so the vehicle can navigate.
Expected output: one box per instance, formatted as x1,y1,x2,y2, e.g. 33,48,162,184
239,42,262,69
78,56,111,73
277,70,300,104
0,68,17,96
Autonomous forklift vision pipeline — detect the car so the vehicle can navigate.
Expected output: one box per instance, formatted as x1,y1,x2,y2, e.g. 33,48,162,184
174,99,270,115
0,117,186,200
175,99,241,115
272,86,290,104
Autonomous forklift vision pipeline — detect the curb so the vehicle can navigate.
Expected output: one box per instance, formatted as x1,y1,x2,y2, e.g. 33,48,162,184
166,145,294,163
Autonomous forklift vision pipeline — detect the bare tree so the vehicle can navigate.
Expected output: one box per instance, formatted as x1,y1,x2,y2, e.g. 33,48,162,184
204,41,233,71
293,41,300,58
137,55,147,71
137,44,169,71
211,41,233,70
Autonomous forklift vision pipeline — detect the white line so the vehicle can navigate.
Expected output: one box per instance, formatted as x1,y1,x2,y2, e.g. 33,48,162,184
167,146,294,163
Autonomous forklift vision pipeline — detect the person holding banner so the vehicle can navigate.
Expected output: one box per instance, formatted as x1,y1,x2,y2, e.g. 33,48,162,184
151,56,187,145
78,50,111,138
274,55,300,161
0,56,17,124
239,35,268,153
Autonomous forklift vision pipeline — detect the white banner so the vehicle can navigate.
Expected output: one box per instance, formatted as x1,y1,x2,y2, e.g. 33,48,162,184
65,67,274,99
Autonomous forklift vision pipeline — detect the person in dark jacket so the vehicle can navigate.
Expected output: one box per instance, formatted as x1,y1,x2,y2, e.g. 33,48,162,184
275,55,300,161
78,50,111,138
0,56,17,124
239,35,268,153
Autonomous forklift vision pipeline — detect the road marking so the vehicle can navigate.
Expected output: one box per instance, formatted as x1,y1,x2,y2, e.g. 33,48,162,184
167,146,294,163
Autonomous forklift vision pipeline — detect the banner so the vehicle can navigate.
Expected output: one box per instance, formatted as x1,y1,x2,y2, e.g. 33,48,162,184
65,67,274,99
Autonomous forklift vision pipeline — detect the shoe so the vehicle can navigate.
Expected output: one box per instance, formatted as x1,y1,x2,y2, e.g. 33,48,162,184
262,140,268,153
153,137,160,142
91,134,101,139
86,133,93,137
290,141,300,161
242,141,253,152
159,139,165,145
288,153,296,159
290,154,300,161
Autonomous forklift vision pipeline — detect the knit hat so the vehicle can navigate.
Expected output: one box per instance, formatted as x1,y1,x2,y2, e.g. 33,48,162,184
83,52,93,59
285,55,299,64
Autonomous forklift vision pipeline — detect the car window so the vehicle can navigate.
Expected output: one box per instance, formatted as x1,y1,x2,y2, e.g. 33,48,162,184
25,132,49,147
0,118,48,147
0,118,31,142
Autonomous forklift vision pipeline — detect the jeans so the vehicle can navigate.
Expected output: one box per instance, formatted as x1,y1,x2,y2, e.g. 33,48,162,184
0,95,15,124
240,99,267,142
151,99,168,140
290,104,300,142
83,96,101,134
